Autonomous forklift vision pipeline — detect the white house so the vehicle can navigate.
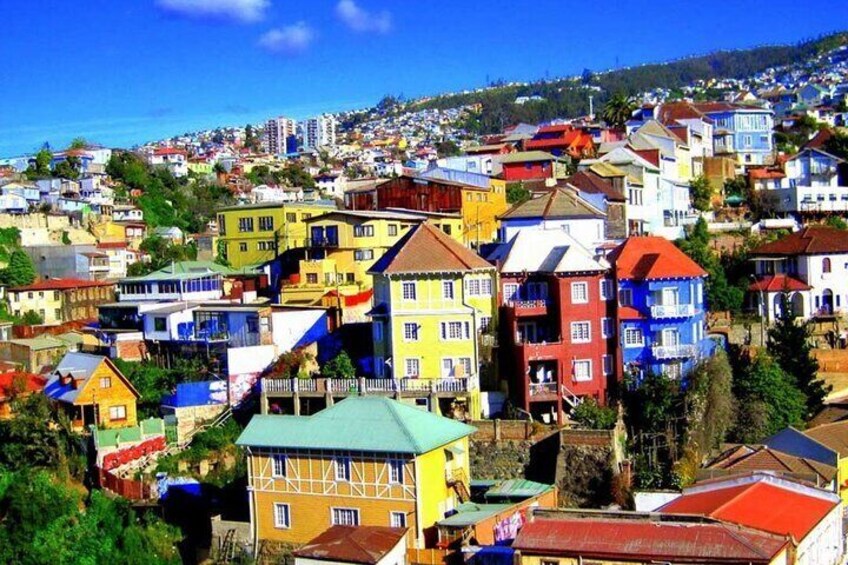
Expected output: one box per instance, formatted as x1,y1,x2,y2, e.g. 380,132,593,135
748,225,848,322
113,205,144,222
758,148,846,215
147,147,188,178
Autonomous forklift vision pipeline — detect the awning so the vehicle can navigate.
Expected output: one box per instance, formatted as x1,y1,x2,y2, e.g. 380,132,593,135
446,445,465,456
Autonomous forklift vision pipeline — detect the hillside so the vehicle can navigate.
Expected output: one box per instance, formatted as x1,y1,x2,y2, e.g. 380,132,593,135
406,31,848,134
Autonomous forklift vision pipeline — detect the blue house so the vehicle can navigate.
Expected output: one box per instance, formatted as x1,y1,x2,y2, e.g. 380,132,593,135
609,236,714,380
693,102,774,166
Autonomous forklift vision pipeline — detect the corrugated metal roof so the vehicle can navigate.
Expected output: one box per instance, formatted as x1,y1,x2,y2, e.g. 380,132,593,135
483,478,553,500
437,502,513,527
237,396,475,454
293,526,407,564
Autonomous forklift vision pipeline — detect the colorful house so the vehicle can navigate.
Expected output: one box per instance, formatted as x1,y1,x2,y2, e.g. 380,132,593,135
44,352,140,430
6,278,116,325
608,236,713,380
369,223,497,418
498,151,569,182
216,201,337,268
692,102,775,166
805,421,848,503
524,124,596,160
236,396,476,549
491,229,614,424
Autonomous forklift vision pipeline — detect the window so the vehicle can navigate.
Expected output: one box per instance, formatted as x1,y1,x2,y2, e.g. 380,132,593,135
154,317,166,332
374,322,383,342
53,290,60,300
624,327,644,347
273,503,291,529
258,241,274,251
503,283,519,303
573,360,592,382
600,279,614,300
239,242,248,252
346,273,355,283
442,224,452,235
402,282,417,301
571,282,588,304
443,280,454,300
441,321,469,340
272,454,286,477
306,273,318,284
109,405,127,421
286,212,297,222
664,362,683,379
571,321,591,343
603,354,613,375
823,257,832,273
458,357,472,376
54,308,61,320
28,292,33,299
375,357,384,378
390,511,407,528
479,316,492,332
302,213,312,220
619,288,633,306
238,217,254,232
602,318,614,338
442,357,455,378
332,508,360,526
354,225,374,237
99,377,111,389
218,215,226,235
480,278,492,296
389,460,403,484
467,279,481,296
258,216,274,231
354,249,374,261
334,457,351,481
405,358,420,377
403,323,419,341
388,224,398,236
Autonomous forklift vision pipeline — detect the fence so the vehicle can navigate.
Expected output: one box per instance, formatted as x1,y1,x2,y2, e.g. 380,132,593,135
98,468,154,500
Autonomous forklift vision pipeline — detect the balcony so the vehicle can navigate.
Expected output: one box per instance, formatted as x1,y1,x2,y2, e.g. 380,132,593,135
652,344,697,360
306,237,339,249
650,303,696,319
528,382,558,397
516,339,563,361
506,299,549,317
262,376,476,397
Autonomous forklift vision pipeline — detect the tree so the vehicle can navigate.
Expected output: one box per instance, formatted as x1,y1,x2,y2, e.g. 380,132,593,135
435,140,461,157
24,148,52,180
824,130,848,161
683,351,735,455
52,156,81,180
689,175,713,211
767,295,830,418
19,310,44,326
723,176,748,199
506,183,531,204
571,398,617,430
677,218,744,312
0,249,37,287
601,93,637,129
322,351,356,379
68,137,88,150
826,215,848,230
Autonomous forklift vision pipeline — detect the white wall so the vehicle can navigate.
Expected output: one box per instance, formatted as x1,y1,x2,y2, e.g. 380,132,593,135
270,309,327,352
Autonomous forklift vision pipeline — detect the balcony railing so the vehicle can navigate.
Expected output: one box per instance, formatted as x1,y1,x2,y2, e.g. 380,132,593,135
262,376,476,396
529,382,558,396
506,299,550,317
650,303,696,318
305,237,339,248
652,344,697,359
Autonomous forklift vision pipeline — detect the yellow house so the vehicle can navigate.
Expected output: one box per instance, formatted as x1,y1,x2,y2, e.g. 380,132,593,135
216,202,337,268
43,352,139,431
805,421,848,503
236,396,475,549
369,223,497,418
461,179,508,245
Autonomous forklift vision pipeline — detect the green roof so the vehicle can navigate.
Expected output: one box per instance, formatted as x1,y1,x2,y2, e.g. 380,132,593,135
121,260,258,282
499,150,568,164
94,418,164,448
237,397,475,454
9,336,68,351
436,502,514,527
483,479,553,500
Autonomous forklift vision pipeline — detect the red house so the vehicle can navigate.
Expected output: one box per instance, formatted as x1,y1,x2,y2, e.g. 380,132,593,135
525,124,596,159
499,151,566,181
492,229,615,424
344,175,470,213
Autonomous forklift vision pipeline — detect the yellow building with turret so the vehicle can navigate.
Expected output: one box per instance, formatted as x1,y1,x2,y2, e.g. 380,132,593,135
236,397,475,549
216,202,336,268
369,223,497,418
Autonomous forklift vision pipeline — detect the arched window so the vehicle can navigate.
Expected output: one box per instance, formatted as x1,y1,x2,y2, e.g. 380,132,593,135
823,257,832,273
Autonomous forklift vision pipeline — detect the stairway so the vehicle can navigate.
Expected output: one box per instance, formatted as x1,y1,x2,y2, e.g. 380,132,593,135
217,528,237,563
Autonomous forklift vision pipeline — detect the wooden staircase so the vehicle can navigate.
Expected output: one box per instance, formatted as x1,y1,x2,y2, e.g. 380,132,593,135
447,467,471,503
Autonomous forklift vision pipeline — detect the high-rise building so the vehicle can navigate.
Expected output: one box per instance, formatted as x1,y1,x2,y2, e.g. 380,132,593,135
263,116,297,155
303,114,337,149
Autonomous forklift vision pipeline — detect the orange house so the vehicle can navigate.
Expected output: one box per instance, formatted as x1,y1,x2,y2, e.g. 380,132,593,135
44,352,139,430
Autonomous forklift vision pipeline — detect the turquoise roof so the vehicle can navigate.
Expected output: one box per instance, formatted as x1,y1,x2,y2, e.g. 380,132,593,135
237,397,475,454
483,478,553,500
120,260,258,282
436,502,514,527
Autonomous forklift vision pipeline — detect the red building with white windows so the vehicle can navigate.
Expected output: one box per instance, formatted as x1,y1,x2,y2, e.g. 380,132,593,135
490,229,615,424
499,151,567,181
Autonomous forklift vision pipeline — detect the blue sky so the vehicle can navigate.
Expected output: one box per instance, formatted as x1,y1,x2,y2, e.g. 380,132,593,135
1,0,846,157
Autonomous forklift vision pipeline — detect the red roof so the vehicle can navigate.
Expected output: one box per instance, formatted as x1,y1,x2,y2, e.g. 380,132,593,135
0,372,46,400
750,226,848,256
96,241,129,249
629,147,660,167
152,147,187,156
656,101,712,124
9,278,115,292
293,526,407,564
618,306,647,320
660,476,837,541
609,237,707,281
513,513,789,563
748,274,811,292
538,124,576,134
748,168,786,180
803,128,835,151
369,223,493,275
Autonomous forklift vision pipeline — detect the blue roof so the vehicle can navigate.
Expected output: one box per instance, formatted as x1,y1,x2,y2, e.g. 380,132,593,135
44,352,107,403
762,427,838,467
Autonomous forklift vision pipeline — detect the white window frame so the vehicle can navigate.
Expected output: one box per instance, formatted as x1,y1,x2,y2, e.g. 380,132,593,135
403,322,419,342
99,377,112,389
503,283,519,304
405,358,420,378
441,321,466,341
273,503,291,529
570,321,591,344
573,359,592,382
571,282,588,304
331,507,360,526
443,280,455,300
272,454,286,478
624,327,644,347
334,457,351,481
441,358,454,378
402,281,417,301
390,511,407,528
389,460,403,484
601,318,614,339
467,279,481,296
109,405,127,420
480,278,492,296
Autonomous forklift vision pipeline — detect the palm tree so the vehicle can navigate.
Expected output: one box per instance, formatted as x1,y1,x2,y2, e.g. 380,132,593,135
601,94,637,129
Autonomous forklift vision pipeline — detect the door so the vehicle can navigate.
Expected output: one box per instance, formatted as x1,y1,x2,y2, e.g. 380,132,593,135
325,225,339,246
661,329,680,346
662,287,678,306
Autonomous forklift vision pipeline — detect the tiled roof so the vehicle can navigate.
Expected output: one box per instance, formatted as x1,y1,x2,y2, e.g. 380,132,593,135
566,171,625,202
500,187,605,220
293,526,407,564
237,396,476,454
748,274,811,292
512,512,789,563
9,278,115,292
656,101,712,124
609,237,707,280
706,444,837,483
369,223,493,275
748,168,786,180
659,474,838,541
805,420,848,457
749,226,848,256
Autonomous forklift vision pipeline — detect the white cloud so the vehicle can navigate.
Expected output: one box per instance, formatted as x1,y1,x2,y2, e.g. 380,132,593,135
258,22,315,54
155,0,270,23
335,0,391,33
